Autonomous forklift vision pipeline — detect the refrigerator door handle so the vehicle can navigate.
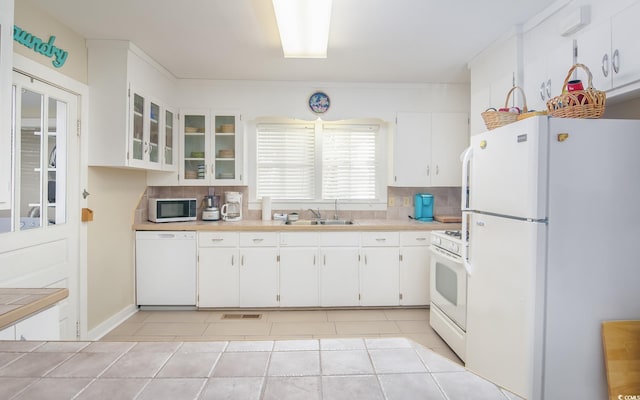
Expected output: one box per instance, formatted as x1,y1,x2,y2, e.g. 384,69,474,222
462,210,472,276
461,146,473,211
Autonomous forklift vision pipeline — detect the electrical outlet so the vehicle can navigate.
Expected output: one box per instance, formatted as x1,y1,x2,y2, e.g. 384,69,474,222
403,196,411,207
388,197,395,207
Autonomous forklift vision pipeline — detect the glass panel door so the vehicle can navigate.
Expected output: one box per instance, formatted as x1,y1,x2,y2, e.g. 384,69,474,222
165,110,174,166
214,115,236,180
132,93,144,161
149,101,159,163
19,88,43,230
183,113,206,181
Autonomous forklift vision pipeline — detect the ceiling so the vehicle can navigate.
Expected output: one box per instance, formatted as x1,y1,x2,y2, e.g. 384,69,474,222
28,0,559,84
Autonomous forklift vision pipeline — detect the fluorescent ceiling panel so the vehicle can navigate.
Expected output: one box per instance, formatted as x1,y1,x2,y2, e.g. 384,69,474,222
272,0,332,58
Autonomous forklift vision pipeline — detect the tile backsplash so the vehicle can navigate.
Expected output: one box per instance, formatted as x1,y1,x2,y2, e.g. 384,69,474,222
136,186,461,223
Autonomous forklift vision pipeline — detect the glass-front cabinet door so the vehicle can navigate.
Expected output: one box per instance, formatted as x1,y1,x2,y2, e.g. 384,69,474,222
181,111,210,184
131,92,144,163
129,89,163,169
213,114,241,183
163,109,176,170
179,110,242,185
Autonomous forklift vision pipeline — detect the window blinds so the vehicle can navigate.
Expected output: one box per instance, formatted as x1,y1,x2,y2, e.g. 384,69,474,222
256,124,315,199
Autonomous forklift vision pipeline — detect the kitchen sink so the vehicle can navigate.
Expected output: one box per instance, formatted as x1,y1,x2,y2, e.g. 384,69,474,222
284,219,354,225
284,219,319,225
318,219,354,225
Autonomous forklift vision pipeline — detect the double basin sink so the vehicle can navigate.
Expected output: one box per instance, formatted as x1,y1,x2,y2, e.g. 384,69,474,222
284,219,354,225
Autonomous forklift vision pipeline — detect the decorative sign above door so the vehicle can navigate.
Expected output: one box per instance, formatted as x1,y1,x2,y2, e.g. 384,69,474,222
13,25,68,68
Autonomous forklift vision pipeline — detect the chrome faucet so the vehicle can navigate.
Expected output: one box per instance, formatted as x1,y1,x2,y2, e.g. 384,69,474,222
308,208,322,220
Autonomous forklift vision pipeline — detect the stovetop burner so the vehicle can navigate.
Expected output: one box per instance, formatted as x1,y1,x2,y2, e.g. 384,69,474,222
444,230,461,239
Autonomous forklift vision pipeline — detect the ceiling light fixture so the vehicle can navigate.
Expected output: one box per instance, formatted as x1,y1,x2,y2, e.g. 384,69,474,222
272,0,332,58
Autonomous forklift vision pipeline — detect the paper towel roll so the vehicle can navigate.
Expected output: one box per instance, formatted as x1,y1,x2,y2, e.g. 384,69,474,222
262,196,272,221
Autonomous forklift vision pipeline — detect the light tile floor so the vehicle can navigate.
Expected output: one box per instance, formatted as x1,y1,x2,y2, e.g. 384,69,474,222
0,337,524,399
90,308,527,399
104,308,464,365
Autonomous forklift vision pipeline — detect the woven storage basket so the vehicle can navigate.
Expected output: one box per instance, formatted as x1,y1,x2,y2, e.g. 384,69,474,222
481,86,528,130
546,63,606,118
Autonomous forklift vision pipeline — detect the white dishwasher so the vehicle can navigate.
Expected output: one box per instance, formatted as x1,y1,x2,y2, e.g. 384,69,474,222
135,231,197,306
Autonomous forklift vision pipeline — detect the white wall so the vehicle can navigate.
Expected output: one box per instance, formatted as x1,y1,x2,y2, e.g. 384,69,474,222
177,80,470,122
87,167,146,331
14,0,88,84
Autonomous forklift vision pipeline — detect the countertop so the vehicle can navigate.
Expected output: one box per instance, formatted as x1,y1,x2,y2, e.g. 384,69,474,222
133,219,461,232
0,288,69,330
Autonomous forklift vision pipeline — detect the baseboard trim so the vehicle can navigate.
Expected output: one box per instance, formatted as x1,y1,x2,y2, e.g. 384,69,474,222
87,304,138,341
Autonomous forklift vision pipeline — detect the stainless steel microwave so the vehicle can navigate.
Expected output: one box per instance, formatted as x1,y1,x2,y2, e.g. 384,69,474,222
148,198,197,223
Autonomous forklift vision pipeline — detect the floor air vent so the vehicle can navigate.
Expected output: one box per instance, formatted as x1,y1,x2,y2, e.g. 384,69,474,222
221,313,262,320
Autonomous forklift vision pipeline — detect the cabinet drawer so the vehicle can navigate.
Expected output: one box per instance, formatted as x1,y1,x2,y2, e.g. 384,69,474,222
361,231,399,247
400,231,431,246
280,232,318,246
198,232,239,247
239,232,278,247
319,232,360,247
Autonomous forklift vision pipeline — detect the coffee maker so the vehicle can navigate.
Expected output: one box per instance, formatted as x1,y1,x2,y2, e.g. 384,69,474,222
202,194,220,221
221,191,242,221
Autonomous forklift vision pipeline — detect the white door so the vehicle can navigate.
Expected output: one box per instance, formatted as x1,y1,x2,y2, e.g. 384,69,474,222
360,247,399,306
239,247,278,307
319,247,359,306
431,113,468,186
469,116,547,219
465,212,545,399
198,247,239,307
279,247,319,307
393,112,431,186
399,246,430,305
0,72,80,339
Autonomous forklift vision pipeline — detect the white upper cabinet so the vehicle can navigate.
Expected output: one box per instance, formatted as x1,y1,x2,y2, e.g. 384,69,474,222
393,112,468,187
87,40,177,171
576,2,640,93
523,41,575,112
180,110,244,185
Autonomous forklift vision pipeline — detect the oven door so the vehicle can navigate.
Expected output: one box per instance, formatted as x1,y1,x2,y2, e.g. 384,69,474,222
430,245,467,331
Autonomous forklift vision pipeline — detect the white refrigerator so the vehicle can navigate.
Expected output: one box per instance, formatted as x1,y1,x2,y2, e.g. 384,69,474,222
462,116,640,400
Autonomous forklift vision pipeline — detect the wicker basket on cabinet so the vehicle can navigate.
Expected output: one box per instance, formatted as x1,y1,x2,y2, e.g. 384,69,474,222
481,86,528,130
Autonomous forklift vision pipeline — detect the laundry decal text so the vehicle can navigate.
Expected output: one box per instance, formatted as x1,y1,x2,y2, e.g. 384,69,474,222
13,25,69,68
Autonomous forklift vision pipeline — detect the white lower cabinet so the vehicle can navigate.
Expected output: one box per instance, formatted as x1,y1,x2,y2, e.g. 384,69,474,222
360,232,400,306
196,229,431,308
399,231,431,305
279,233,319,307
1,305,61,341
319,232,360,307
239,233,279,307
198,232,239,307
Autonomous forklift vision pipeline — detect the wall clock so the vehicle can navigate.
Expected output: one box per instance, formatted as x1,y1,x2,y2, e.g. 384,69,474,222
308,91,330,114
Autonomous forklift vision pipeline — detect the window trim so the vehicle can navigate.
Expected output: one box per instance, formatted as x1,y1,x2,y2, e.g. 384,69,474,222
248,117,388,211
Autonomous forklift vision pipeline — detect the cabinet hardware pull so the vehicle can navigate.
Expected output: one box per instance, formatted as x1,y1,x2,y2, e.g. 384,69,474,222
426,165,430,176
365,255,368,265
231,255,234,266
436,165,439,175
252,238,263,243
211,238,223,242
375,238,386,242
241,255,244,266
324,255,326,265
545,79,551,98
313,255,316,265
416,237,426,241
612,49,620,74
602,53,610,77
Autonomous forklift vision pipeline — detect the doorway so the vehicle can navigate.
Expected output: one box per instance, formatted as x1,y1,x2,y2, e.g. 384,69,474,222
0,71,81,339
